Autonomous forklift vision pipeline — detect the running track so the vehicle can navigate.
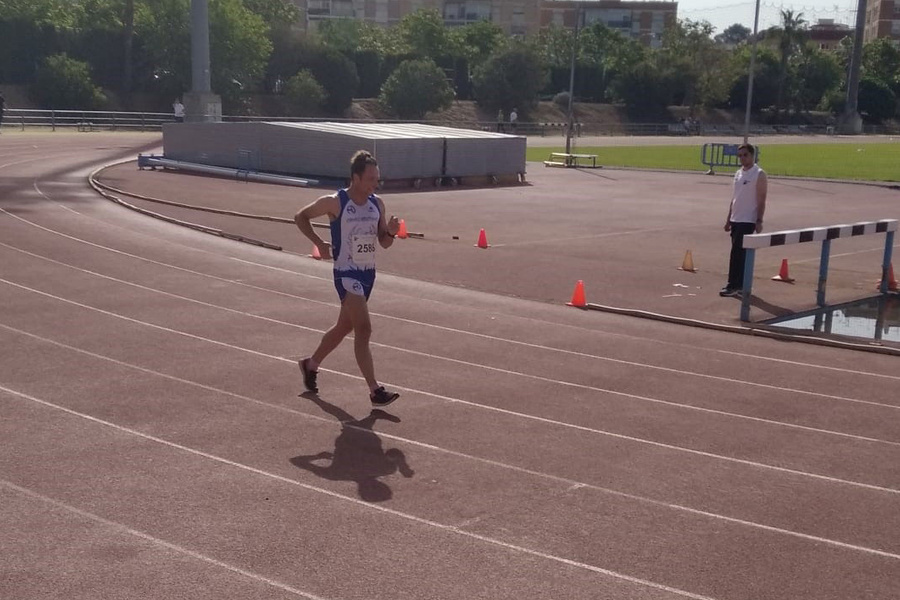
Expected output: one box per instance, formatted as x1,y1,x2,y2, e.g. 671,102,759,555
1,133,899,600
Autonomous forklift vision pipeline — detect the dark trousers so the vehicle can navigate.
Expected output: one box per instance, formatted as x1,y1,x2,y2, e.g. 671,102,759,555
727,221,757,289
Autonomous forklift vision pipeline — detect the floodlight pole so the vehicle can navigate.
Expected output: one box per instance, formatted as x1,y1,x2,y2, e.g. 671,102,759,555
742,0,761,143
565,8,583,154
184,0,221,122
841,0,868,133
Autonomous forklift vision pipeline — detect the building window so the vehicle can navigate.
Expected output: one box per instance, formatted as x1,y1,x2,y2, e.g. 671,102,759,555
512,7,526,35
308,0,330,16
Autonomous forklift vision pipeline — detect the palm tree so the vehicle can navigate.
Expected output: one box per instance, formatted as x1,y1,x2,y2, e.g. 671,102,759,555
774,9,807,118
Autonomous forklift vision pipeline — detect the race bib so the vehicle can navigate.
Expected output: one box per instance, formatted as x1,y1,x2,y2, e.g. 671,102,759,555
351,234,377,267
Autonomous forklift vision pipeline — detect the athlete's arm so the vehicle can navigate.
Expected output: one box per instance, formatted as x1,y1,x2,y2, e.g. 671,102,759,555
376,197,400,248
295,195,339,257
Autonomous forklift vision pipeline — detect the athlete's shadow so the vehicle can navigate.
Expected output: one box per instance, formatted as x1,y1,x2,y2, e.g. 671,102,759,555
291,392,414,503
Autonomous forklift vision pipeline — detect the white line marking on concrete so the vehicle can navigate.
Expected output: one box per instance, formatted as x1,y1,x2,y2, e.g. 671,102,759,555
1,277,898,497
0,385,722,600
2,239,898,447
3,321,898,559
6,202,899,393
0,479,333,600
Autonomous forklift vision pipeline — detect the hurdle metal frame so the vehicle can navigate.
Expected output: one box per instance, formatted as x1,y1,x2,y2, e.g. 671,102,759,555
739,219,898,322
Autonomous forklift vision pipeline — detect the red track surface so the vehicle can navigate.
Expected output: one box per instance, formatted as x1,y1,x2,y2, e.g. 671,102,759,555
2,132,899,600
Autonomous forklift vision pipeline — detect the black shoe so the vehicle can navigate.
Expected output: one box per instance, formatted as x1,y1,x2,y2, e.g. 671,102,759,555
299,359,318,393
719,286,741,297
370,386,400,407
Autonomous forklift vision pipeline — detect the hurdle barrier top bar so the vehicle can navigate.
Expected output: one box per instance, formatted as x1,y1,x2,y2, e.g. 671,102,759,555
743,219,898,249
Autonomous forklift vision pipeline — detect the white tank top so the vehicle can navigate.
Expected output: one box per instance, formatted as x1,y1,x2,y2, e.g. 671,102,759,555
730,164,764,223
330,189,381,273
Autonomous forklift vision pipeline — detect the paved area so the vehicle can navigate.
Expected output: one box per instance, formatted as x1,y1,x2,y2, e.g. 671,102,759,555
2,132,899,600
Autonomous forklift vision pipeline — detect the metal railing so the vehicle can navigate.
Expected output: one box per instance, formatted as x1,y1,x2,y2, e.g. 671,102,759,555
2,108,897,137
1,108,175,131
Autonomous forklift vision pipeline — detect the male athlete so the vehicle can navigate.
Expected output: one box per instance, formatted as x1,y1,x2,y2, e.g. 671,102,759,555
295,150,402,406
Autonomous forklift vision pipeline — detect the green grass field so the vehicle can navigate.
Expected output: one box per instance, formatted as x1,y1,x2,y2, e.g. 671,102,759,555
527,143,900,182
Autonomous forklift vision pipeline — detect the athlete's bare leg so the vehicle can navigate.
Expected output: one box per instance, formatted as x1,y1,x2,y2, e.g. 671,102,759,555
341,292,378,390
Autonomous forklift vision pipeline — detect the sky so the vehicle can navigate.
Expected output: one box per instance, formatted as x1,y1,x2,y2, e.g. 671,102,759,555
674,0,861,36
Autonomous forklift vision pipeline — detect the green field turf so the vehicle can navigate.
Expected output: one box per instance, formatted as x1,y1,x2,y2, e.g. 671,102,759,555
527,143,900,182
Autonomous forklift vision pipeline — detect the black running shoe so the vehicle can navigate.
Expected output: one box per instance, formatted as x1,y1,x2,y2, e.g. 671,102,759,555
299,359,318,393
719,286,741,297
370,386,400,407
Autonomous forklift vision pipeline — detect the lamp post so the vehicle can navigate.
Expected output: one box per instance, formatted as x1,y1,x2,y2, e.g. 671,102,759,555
184,0,221,122
565,8,584,154
742,0,761,143
841,0,868,134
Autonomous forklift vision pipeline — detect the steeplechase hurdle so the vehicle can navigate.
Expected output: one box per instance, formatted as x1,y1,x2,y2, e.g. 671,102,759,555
740,219,898,321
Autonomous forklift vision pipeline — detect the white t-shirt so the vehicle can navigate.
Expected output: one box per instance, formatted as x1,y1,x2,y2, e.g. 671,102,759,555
510,110,518,123
730,164,764,223
173,102,185,118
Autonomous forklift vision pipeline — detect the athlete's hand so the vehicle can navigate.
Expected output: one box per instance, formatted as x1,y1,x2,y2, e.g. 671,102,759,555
316,242,333,260
386,215,400,236
724,221,732,232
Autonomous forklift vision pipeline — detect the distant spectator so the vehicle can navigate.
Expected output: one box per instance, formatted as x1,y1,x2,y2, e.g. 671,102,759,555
497,109,504,133
509,107,518,133
173,98,185,123
0,91,6,133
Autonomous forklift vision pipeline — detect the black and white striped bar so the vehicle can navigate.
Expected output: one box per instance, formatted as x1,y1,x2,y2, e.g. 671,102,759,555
740,219,897,322
743,219,897,249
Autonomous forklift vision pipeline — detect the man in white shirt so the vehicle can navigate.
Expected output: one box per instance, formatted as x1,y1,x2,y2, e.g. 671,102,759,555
173,99,185,123
721,143,767,297
509,107,518,133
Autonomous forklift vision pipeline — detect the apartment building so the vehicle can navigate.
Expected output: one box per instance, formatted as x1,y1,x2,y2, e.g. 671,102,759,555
298,0,677,45
539,0,677,48
301,0,537,35
808,19,853,51
864,0,900,45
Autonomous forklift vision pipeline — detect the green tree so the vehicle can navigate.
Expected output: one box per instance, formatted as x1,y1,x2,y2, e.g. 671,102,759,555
209,0,272,106
792,45,842,112
660,19,732,107
862,38,900,94
284,70,326,116
379,58,453,119
447,20,506,67
472,43,548,116
611,60,674,117
770,9,807,116
715,23,751,46
728,45,780,110
31,52,106,109
242,0,299,28
395,8,449,60
305,47,360,114
858,77,897,121
136,0,272,110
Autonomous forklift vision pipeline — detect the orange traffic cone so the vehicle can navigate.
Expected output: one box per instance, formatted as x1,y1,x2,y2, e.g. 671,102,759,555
396,219,409,239
567,280,587,308
877,263,898,291
475,228,489,249
678,250,697,272
311,244,322,260
772,258,795,283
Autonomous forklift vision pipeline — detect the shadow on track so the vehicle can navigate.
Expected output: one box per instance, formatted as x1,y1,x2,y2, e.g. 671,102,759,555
291,392,414,503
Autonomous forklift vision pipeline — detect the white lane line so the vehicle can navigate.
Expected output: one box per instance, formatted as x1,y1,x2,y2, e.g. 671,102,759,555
2,239,898,448
0,479,333,600
1,215,897,422
6,201,900,391
1,277,898,496
2,321,899,560
0,385,721,600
